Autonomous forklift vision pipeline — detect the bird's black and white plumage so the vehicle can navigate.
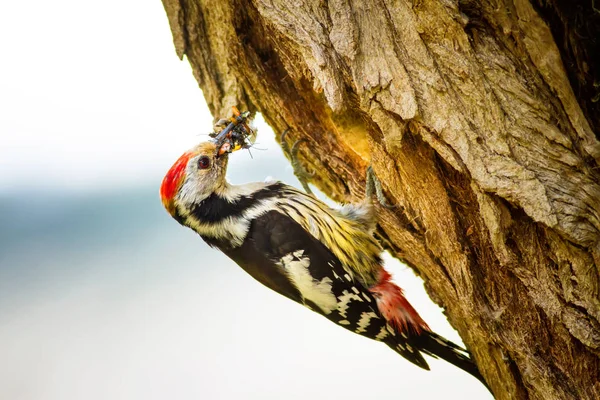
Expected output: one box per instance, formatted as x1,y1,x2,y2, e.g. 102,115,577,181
160,140,488,388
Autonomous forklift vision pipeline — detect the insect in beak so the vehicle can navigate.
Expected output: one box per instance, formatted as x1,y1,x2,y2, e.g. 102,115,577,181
211,106,255,158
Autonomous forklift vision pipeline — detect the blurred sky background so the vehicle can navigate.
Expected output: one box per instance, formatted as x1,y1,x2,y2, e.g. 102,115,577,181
0,1,491,399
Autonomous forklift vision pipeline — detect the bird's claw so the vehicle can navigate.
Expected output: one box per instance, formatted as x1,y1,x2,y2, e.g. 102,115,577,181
291,140,315,179
281,129,314,195
366,166,396,209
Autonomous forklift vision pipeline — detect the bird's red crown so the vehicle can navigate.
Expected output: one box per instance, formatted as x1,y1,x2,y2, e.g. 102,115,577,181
160,151,192,215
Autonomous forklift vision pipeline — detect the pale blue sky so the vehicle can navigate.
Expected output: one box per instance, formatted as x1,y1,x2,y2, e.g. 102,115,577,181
0,1,491,399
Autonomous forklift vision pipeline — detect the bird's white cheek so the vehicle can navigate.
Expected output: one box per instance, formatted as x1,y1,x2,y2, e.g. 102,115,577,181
179,177,210,205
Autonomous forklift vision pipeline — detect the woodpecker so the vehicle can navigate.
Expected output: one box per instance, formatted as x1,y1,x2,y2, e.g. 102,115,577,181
160,137,488,389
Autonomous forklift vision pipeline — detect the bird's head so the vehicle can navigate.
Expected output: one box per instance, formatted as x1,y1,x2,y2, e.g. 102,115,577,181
160,141,229,217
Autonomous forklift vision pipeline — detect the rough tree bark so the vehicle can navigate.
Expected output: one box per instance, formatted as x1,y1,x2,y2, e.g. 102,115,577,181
160,1,600,399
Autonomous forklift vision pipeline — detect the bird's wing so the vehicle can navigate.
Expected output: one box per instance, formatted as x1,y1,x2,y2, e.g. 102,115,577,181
222,210,383,329
220,210,428,369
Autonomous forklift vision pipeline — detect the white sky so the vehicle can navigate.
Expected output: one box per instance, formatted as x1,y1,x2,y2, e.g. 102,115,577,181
0,1,492,399
0,0,262,192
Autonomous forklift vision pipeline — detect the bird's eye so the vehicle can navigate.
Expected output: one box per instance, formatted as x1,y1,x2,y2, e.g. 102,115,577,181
198,156,211,170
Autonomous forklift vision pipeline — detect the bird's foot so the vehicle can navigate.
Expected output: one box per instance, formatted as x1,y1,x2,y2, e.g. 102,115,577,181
365,165,395,208
281,129,314,195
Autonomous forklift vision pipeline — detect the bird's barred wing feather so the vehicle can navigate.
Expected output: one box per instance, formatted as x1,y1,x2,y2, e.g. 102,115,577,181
219,210,430,369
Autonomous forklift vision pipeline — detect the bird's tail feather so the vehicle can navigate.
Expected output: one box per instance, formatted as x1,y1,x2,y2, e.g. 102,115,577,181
414,331,490,391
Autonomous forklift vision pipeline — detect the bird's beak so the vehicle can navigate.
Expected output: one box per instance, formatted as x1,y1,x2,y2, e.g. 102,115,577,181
218,142,232,156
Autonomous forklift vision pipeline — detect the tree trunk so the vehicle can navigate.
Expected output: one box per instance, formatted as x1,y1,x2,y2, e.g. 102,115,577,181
160,1,600,398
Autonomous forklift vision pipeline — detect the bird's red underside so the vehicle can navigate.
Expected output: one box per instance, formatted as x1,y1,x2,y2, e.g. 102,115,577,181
370,269,430,334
